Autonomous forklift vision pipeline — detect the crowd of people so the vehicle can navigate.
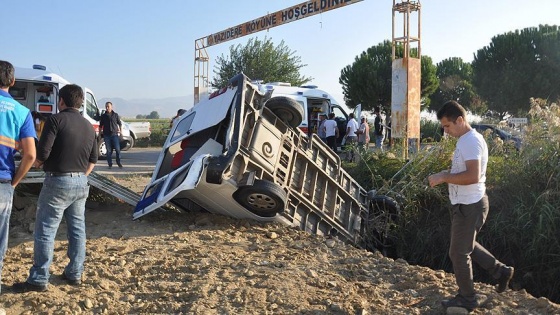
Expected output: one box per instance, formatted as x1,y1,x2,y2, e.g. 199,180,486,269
316,109,384,161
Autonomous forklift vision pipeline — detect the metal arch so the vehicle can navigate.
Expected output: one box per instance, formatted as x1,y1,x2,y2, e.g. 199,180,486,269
193,0,365,104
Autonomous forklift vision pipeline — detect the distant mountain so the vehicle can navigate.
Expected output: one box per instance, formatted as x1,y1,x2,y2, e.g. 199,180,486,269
99,95,194,119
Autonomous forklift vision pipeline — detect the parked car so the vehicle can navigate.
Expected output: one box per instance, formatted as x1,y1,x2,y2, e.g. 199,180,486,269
134,73,394,247
472,124,522,150
128,121,151,148
120,121,134,151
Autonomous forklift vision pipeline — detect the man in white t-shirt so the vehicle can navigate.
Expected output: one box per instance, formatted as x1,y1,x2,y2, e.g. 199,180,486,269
322,113,339,153
344,113,359,161
428,101,514,312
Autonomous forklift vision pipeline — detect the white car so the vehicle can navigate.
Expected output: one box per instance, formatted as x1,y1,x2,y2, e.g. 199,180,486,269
128,121,151,144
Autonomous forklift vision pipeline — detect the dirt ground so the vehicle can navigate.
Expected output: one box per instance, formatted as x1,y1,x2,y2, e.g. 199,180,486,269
1,174,559,315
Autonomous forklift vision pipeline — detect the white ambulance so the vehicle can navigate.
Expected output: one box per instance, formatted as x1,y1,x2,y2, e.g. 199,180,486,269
256,82,360,143
11,65,131,156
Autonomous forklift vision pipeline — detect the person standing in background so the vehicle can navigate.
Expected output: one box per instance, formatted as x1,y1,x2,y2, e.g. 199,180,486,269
170,108,187,129
428,100,514,312
344,113,359,161
373,106,385,151
317,113,327,143
32,111,46,139
0,60,36,297
13,84,97,293
323,112,339,153
99,101,122,168
356,116,370,150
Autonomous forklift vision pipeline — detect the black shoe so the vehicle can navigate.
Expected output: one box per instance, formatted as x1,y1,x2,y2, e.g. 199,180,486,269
441,294,481,312
117,163,123,168
108,165,112,168
61,272,81,286
12,281,48,293
497,266,514,293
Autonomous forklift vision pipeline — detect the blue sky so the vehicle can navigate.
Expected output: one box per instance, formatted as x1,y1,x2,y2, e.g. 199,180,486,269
2,0,559,112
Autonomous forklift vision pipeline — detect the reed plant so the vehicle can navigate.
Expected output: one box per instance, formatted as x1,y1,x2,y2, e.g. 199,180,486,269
481,98,560,301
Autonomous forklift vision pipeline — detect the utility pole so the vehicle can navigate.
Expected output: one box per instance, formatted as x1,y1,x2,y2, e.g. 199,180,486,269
391,0,421,159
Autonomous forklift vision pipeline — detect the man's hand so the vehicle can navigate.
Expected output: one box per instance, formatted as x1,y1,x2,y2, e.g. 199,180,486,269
12,137,36,188
33,160,44,168
428,170,449,187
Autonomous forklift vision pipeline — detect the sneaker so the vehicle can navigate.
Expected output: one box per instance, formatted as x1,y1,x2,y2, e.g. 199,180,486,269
61,272,81,286
441,294,480,312
497,265,514,293
12,281,48,293
117,163,123,168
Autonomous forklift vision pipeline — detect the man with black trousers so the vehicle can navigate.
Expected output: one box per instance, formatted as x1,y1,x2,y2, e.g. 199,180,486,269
428,100,514,312
99,101,122,168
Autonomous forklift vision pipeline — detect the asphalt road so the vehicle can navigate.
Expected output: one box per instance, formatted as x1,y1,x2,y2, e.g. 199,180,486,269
94,147,162,176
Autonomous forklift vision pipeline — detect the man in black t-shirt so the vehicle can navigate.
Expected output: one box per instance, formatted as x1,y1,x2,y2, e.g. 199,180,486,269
13,84,97,293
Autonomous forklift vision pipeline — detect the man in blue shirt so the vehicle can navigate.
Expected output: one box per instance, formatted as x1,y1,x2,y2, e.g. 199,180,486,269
0,60,36,293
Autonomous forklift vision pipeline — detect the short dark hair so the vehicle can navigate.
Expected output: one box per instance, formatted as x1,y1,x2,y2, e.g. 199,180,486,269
374,106,381,114
328,112,335,119
436,100,467,122
59,84,84,108
0,60,15,88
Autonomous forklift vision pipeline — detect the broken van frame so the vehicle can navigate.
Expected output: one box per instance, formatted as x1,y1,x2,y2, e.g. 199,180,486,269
134,73,376,246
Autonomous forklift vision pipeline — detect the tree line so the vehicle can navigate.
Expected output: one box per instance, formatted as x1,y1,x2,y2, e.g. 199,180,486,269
136,111,160,119
213,25,560,118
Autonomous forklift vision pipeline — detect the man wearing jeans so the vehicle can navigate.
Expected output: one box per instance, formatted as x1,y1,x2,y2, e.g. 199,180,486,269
428,100,514,312
99,101,122,168
0,60,36,296
344,113,359,162
13,84,97,293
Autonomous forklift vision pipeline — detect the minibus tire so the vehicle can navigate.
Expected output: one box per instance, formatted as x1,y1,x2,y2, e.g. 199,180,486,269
233,180,287,217
264,96,304,129
367,195,401,257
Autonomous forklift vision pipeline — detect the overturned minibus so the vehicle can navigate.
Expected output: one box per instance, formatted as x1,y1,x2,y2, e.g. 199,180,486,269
134,73,382,246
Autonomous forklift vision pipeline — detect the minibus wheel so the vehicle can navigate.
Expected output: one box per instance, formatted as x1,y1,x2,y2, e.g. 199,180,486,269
264,96,304,128
367,195,401,257
233,180,287,217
